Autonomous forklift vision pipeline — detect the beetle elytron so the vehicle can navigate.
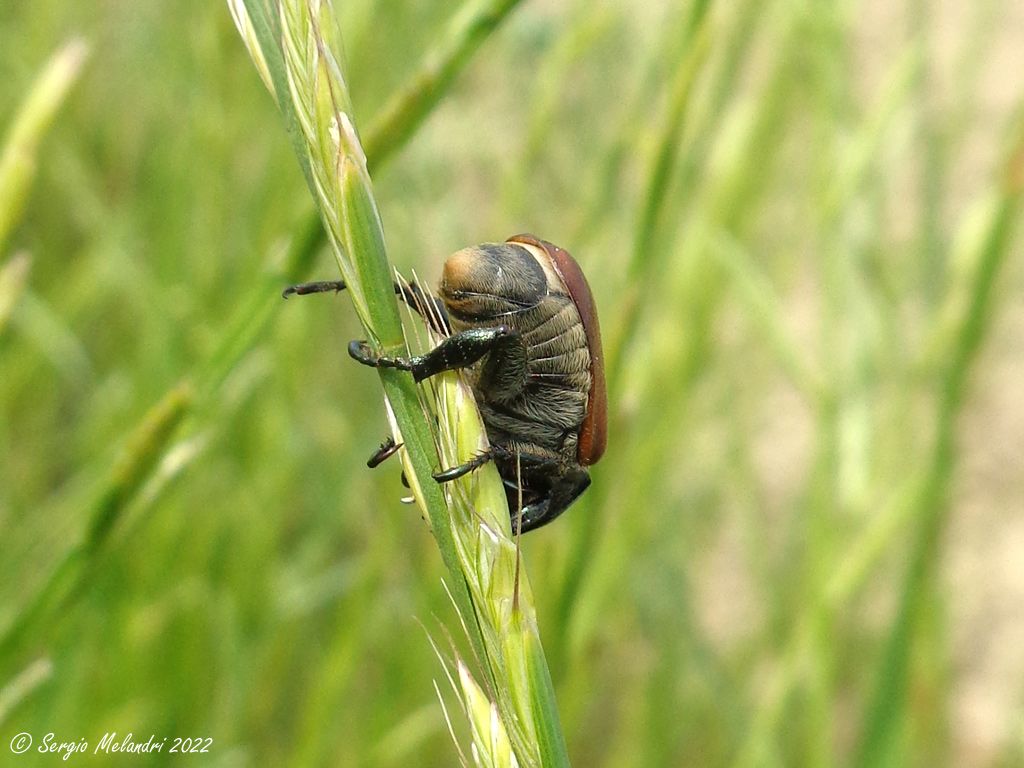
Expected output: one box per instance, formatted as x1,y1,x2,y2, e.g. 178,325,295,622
285,234,607,532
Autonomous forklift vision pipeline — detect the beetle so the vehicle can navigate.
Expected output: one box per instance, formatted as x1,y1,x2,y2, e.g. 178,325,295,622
284,234,607,532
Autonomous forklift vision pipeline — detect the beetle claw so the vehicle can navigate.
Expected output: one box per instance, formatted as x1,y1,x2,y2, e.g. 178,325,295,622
348,340,417,374
348,340,377,366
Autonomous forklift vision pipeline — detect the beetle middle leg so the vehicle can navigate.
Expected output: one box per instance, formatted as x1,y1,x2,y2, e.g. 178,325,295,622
433,444,561,483
431,447,501,483
348,325,519,383
433,446,589,533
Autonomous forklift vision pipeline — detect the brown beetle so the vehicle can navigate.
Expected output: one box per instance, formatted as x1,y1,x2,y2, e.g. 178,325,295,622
285,234,607,532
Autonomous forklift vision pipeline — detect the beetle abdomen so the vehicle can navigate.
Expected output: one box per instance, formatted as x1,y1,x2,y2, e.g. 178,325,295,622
451,293,590,458
523,305,590,383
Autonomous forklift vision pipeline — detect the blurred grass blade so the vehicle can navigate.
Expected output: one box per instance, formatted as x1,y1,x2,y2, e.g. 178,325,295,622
711,232,823,400
824,473,926,608
0,381,193,671
0,658,52,726
362,0,525,165
823,42,922,223
0,38,89,254
86,381,195,549
118,433,210,540
606,11,711,386
552,0,715,667
0,252,31,335
854,107,1024,768
8,289,92,384
524,624,569,768
372,703,446,765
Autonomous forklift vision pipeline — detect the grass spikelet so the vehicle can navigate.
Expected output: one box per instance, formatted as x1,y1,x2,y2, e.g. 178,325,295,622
428,369,569,767
458,660,519,768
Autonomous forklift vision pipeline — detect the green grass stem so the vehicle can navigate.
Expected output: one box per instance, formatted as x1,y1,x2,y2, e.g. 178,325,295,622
231,2,569,764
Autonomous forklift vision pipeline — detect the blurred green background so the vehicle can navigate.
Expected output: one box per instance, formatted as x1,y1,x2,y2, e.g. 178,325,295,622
2,0,1023,766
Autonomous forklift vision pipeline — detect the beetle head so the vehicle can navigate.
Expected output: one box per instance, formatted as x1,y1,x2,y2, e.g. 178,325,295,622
439,243,547,319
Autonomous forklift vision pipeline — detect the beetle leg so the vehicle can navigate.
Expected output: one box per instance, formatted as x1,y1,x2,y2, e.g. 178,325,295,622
396,281,450,334
367,436,402,468
434,444,563,484
349,325,518,383
431,448,500,483
515,467,591,533
283,279,449,334
283,280,347,297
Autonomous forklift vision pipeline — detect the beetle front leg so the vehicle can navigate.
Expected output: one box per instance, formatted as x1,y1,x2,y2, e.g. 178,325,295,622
348,325,518,383
283,280,347,297
284,279,450,333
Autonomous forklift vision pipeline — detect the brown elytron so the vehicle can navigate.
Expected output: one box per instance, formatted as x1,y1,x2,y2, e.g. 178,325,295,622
507,234,607,467
284,234,606,532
